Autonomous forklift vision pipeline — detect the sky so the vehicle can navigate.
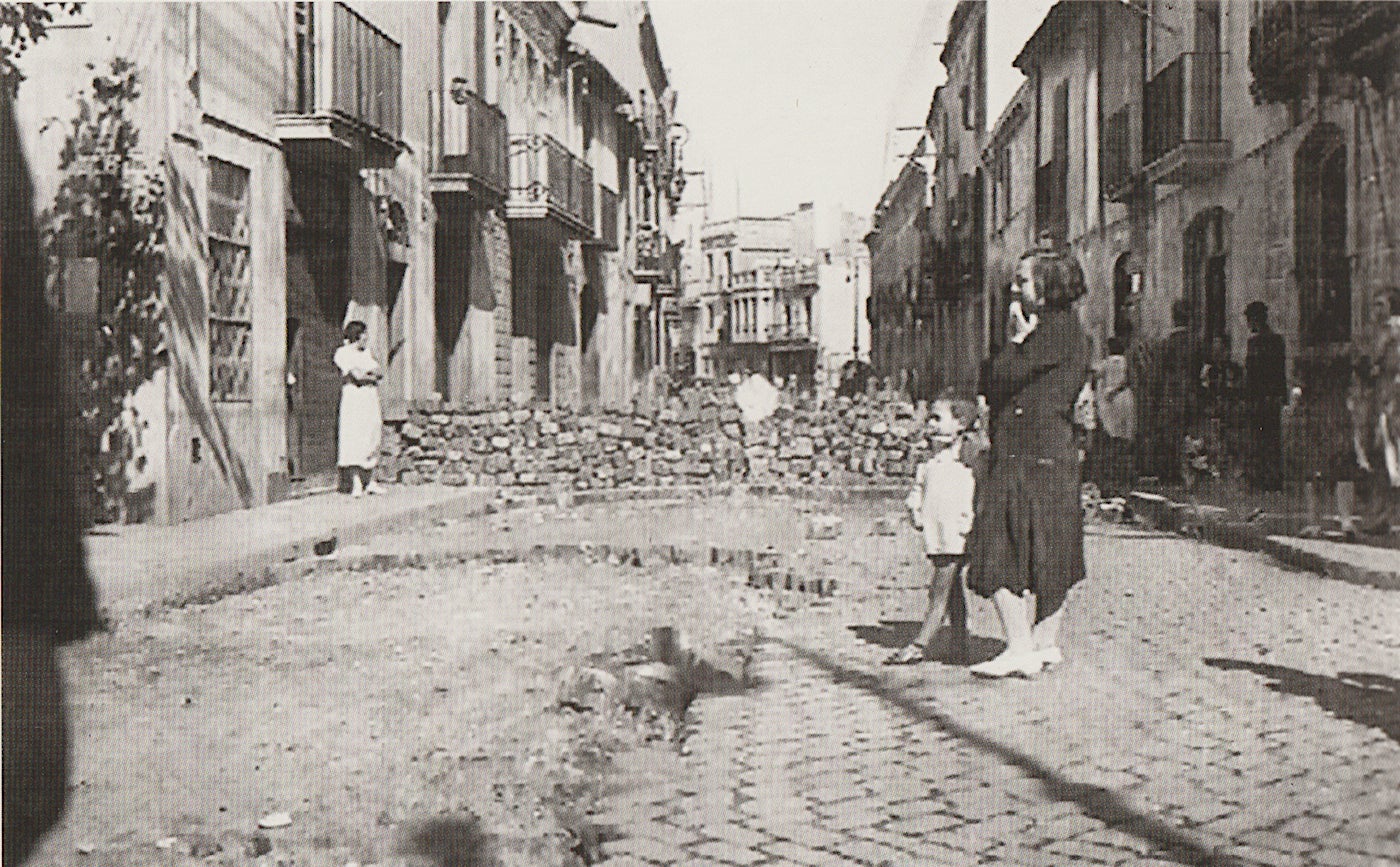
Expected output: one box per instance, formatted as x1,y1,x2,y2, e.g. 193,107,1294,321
648,0,959,223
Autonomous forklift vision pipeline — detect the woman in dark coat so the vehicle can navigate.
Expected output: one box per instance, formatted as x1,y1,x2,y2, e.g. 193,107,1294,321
965,243,1091,678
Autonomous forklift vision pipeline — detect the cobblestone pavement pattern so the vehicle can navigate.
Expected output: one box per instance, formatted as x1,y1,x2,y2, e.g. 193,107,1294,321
594,521,1400,867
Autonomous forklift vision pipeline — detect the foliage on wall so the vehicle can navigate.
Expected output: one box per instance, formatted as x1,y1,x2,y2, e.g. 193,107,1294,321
44,57,167,522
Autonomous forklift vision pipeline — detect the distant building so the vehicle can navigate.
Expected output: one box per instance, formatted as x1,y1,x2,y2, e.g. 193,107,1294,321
684,203,867,389
867,0,993,402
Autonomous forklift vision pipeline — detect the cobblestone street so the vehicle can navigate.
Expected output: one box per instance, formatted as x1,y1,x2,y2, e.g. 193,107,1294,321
28,498,1400,867
590,515,1400,867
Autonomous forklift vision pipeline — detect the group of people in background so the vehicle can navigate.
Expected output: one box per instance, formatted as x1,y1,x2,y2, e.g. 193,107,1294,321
1090,297,1288,497
888,235,1400,679
1085,281,1400,539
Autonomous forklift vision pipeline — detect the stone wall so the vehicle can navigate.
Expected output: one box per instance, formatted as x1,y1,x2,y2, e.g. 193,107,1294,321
378,387,940,490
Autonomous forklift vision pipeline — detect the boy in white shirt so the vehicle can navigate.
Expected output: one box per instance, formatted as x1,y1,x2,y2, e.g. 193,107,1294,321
886,392,986,665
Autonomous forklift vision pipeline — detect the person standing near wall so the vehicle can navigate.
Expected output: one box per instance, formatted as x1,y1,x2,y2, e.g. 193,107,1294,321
1244,301,1287,492
335,321,384,497
1090,336,1135,496
1158,299,1197,484
1353,289,1400,534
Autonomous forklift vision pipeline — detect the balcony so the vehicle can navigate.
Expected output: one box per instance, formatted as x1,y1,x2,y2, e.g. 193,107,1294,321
588,185,619,250
277,2,404,168
767,321,814,343
1100,104,1140,202
506,134,594,234
1329,3,1400,86
431,88,508,200
635,224,663,278
1143,52,1230,186
776,262,819,293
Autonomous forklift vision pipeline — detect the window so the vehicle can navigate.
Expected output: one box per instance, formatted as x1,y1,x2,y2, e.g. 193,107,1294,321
961,85,972,130
208,158,253,402
998,146,1013,226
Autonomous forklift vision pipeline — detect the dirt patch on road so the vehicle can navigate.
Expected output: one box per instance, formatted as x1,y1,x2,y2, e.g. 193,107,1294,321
40,550,785,867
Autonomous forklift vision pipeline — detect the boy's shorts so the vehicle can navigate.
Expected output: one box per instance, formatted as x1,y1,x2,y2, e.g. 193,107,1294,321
928,554,966,568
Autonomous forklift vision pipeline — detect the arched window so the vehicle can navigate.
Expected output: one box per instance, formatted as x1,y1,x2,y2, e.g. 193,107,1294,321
1295,123,1349,346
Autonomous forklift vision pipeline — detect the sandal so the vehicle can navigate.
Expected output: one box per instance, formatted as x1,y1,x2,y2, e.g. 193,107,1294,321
884,643,926,666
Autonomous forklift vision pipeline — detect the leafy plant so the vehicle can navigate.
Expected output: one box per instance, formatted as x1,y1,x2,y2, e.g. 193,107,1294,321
1,1,82,97
43,56,166,522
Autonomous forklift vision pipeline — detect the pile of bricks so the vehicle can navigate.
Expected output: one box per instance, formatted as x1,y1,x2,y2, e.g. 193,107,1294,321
378,386,937,491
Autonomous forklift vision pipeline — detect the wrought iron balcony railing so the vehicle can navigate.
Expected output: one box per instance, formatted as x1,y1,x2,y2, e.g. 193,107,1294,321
507,134,594,233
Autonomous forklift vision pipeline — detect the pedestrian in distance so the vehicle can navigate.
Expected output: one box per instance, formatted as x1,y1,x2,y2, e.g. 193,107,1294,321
885,390,987,666
1244,301,1287,492
1089,335,1136,497
1158,299,1197,484
964,241,1092,679
1352,287,1400,535
335,320,384,497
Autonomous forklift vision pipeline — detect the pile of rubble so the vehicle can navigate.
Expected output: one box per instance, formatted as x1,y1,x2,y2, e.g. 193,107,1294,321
378,386,938,491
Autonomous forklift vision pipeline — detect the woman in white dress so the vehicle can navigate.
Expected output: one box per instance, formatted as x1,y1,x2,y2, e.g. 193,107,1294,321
334,320,383,496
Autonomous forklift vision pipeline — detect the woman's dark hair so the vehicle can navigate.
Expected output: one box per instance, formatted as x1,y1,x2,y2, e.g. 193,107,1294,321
343,320,367,343
1020,243,1086,309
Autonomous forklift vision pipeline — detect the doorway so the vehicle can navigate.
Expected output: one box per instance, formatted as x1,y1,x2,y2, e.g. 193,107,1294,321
1183,207,1229,347
285,167,349,483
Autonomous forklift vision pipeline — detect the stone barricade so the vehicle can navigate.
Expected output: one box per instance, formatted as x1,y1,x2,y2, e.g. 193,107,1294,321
378,386,937,491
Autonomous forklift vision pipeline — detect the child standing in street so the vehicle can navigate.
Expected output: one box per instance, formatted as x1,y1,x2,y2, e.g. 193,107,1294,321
886,392,986,665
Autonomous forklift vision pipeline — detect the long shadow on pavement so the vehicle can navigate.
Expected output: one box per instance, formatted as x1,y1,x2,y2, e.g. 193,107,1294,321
1203,658,1400,744
779,639,1262,867
848,622,1006,664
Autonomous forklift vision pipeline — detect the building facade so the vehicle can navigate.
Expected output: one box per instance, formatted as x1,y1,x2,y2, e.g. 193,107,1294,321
17,1,683,524
1007,0,1398,477
865,150,933,394
870,0,1396,479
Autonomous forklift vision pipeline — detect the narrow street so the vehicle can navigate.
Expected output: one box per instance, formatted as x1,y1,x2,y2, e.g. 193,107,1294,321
34,499,1400,867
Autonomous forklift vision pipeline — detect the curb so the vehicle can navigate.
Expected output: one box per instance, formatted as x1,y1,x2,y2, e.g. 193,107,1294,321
1260,536,1400,591
1127,490,1400,588
129,489,495,616
124,484,906,618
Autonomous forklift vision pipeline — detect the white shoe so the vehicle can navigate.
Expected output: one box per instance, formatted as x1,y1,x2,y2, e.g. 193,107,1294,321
1034,646,1064,668
364,482,385,496
970,650,1043,679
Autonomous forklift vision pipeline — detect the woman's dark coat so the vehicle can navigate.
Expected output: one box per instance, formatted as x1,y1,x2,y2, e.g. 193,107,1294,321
965,307,1091,620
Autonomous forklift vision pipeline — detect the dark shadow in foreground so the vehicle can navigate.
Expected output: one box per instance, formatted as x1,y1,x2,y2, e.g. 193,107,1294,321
780,640,1262,867
848,622,1006,664
1203,658,1400,744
